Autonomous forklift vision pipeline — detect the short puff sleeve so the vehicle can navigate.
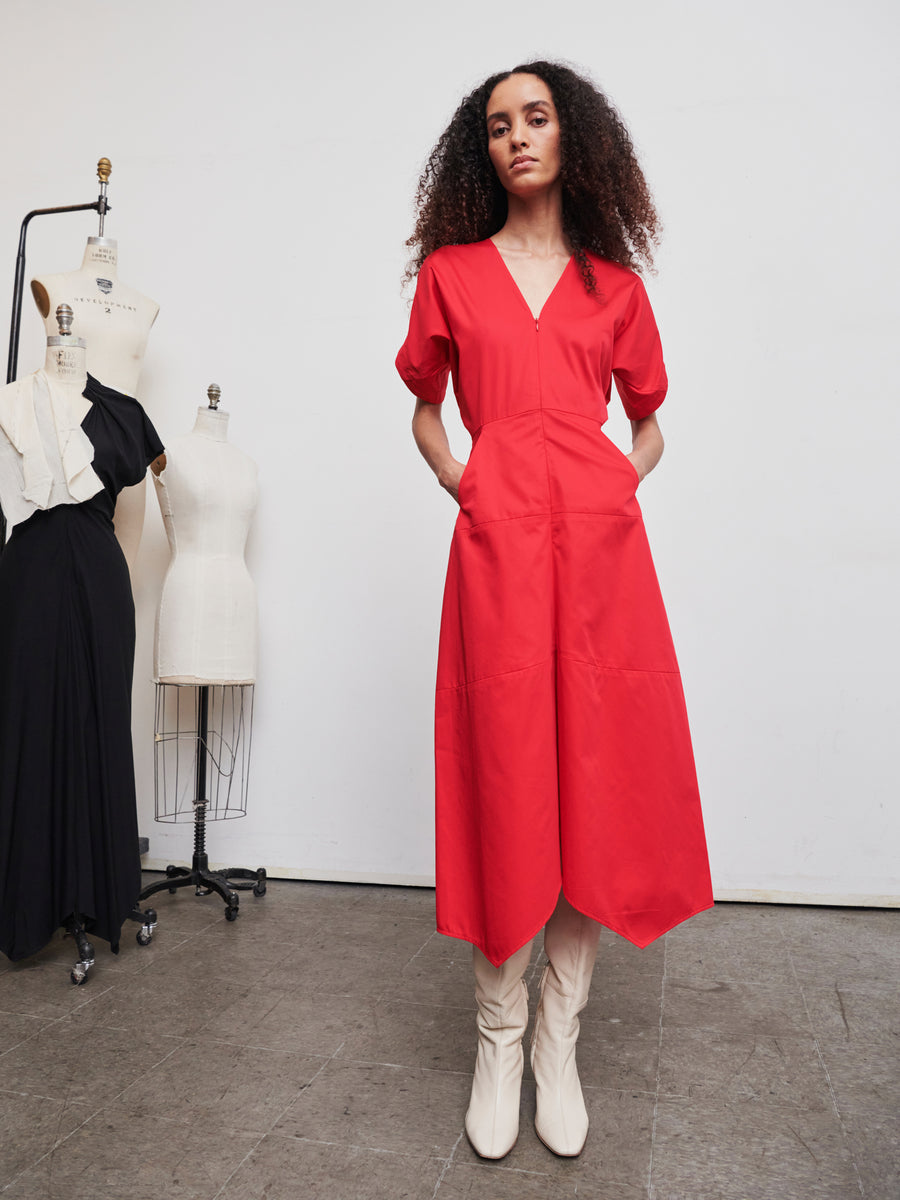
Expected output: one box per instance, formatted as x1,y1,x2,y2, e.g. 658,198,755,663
612,277,668,420
395,258,452,405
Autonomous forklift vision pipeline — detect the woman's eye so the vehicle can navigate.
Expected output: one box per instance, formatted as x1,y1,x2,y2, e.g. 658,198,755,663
531,116,548,127
490,125,509,138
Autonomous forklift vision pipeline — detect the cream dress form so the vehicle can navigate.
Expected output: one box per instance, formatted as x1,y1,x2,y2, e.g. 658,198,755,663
0,334,98,533
31,237,159,569
153,406,259,684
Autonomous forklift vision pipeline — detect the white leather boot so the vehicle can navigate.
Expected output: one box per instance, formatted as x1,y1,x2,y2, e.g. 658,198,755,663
531,894,601,1156
464,939,533,1159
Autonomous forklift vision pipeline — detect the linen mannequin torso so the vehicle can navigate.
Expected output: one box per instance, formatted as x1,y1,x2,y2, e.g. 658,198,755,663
154,407,259,684
0,337,99,530
31,237,159,568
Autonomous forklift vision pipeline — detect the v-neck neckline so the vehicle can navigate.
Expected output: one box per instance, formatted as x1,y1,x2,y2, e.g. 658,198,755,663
485,238,574,323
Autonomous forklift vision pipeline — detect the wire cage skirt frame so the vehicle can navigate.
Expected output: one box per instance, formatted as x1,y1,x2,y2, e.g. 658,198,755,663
139,682,266,920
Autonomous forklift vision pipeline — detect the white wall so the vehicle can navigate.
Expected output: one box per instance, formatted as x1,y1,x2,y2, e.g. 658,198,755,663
1,0,897,903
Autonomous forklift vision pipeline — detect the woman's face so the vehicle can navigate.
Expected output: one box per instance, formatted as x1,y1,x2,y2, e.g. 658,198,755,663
485,73,562,197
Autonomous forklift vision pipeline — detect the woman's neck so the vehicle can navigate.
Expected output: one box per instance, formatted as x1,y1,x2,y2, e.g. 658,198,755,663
81,237,119,278
43,343,88,390
192,407,229,441
495,185,568,258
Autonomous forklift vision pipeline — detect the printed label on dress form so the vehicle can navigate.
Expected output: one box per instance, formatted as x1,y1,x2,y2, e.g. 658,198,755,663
85,244,117,268
53,348,82,381
72,296,136,315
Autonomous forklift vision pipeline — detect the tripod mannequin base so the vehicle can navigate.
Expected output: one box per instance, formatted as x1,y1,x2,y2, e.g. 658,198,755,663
138,853,266,921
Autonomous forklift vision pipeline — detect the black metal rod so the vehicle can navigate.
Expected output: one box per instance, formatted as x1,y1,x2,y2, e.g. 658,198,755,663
194,686,210,865
6,201,103,386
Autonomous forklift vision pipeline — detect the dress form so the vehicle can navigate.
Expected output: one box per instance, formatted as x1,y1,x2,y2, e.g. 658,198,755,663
0,306,102,532
42,302,89,419
154,386,259,684
0,300,164,971
31,227,159,568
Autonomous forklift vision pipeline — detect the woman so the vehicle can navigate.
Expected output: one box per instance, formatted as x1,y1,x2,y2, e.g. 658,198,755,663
396,61,713,1160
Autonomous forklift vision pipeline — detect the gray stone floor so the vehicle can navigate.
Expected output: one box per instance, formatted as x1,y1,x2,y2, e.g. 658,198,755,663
0,879,897,1199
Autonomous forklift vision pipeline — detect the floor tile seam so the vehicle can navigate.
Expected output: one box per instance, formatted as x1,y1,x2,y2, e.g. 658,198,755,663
791,970,900,985
325,1056,475,1079
278,911,436,932
93,1036,190,1109
581,1084,657,1098
211,1039,353,1197
646,1027,823,1047
131,960,283,986
646,933,667,1199
809,1030,900,1052
650,1088,839,1112
406,929,441,965
184,1035,335,1058
438,1156,567,1184
210,1134,268,1200
0,1096,108,1194
431,1128,465,1198
0,1023,50,1058
793,967,867,1198
47,1018,191,1047
643,971,805,985
365,997,478,1013
397,933,454,974
259,1132,450,1161
0,1086,84,1103
664,973,810,991
0,987,121,1059
660,1021,815,1038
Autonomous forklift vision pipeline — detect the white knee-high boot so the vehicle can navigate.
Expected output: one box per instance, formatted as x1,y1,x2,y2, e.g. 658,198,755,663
531,895,602,1156
465,939,533,1159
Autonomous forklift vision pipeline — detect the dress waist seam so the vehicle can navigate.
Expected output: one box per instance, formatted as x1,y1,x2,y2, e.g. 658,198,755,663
469,405,607,437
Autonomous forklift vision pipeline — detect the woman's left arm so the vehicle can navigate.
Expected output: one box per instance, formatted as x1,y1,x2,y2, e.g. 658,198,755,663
627,413,664,482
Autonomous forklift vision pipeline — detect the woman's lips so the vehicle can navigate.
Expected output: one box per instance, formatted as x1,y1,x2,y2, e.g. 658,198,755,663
511,156,536,170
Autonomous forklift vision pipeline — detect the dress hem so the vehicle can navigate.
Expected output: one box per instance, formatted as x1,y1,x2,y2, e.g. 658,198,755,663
436,893,715,967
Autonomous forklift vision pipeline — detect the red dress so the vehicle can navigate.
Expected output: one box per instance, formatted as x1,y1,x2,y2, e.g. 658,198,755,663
397,240,713,966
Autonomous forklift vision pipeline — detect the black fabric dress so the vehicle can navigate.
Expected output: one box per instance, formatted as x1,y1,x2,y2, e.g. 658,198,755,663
0,374,163,962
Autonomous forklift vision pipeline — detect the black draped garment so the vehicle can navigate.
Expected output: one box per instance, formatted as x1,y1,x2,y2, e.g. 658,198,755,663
0,374,163,961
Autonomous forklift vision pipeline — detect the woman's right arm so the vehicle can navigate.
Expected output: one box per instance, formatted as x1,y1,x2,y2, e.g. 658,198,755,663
411,398,466,503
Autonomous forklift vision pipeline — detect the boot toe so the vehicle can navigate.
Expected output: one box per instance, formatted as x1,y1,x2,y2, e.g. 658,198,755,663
464,1108,519,1159
534,1110,589,1157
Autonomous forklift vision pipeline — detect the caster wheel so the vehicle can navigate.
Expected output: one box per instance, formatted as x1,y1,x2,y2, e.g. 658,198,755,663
136,930,152,946
168,887,177,894
71,967,87,985
225,906,239,922
253,880,267,897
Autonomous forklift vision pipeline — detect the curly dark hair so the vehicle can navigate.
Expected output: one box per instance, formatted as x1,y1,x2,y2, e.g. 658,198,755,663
405,60,660,294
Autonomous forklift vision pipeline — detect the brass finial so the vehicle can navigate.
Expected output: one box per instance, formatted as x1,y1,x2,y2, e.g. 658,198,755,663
97,158,112,183
56,304,74,337
207,383,222,410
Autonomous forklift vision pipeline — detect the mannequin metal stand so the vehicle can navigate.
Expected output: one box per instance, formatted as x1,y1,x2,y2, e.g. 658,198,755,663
139,684,266,920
